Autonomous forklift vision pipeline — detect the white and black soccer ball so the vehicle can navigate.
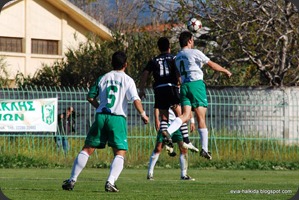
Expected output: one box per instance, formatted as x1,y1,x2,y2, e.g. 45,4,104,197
186,17,202,33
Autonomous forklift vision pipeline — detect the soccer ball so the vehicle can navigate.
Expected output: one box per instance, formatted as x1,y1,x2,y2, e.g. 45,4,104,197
186,17,202,33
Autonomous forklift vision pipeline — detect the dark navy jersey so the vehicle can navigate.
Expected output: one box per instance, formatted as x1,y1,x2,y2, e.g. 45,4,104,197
143,53,179,88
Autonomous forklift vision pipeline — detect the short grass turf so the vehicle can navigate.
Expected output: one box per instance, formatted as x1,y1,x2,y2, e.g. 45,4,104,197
0,168,298,200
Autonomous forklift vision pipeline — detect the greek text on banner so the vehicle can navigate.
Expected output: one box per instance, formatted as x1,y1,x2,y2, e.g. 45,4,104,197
0,98,58,132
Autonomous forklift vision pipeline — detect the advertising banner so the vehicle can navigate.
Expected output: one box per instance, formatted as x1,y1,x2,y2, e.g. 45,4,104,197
0,98,58,132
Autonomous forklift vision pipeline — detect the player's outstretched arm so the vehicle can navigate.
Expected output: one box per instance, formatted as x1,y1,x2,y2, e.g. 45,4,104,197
207,60,232,78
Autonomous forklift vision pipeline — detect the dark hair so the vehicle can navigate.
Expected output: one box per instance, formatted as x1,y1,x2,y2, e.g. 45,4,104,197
179,31,193,48
67,106,74,112
112,51,127,70
157,37,170,52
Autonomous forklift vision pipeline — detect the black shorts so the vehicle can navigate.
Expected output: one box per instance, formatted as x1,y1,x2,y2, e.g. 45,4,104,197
154,86,180,109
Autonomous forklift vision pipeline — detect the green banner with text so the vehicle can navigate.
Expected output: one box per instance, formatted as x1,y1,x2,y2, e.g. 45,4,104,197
0,98,57,132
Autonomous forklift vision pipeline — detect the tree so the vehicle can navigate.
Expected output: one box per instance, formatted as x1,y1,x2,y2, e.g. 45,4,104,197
15,63,62,87
0,56,9,87
15,32,164,88
15,38,117,88
147,0,299,86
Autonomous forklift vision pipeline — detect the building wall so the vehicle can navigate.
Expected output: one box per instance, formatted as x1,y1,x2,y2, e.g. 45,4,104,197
0,1,25,37
0,0,97,80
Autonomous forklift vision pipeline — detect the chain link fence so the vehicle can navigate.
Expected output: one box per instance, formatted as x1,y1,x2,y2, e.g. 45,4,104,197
0,86,298,163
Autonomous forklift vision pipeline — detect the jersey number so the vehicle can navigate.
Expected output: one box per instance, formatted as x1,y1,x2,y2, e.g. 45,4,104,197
158,60,170,77
106,85,118,108
179,60,187,79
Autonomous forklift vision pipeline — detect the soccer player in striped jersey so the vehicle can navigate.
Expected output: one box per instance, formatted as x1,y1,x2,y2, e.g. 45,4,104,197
147,108,196,181
139,37,199,155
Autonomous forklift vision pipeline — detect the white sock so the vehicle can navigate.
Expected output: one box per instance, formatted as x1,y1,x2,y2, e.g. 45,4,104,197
70,150,89,181
148,151,160,176
180,153,188,177
107,155,124,185
167,117,183,135
199,128,208,151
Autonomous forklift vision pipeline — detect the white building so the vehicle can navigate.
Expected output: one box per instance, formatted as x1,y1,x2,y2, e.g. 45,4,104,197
0,0,113,86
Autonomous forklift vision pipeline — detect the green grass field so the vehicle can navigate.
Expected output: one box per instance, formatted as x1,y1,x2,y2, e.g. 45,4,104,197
0,168,298,200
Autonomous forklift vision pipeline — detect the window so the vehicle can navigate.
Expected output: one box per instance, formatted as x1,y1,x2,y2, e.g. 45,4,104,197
31,39,59,55
0,37,23,53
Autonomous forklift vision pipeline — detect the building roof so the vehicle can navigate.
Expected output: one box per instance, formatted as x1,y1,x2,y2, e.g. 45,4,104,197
2,0,113,41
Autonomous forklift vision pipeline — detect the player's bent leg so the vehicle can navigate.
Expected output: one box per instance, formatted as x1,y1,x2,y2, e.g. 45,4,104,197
147,142,163,180
178,142,195,181
180,123,191,144
154,141,163,154
62,147,94,191
161,130,172,145
158,119,175,156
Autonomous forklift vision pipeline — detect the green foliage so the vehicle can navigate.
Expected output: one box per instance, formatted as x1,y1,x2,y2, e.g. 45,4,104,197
0,154,53,168
0,56,9,87
124,31,162,86
10,1,299,88
1,128,298,169
15,62,63,87
15,32,164,88
60,40,111,87
15,38,115,88
192,159,299,170
1,153,299,170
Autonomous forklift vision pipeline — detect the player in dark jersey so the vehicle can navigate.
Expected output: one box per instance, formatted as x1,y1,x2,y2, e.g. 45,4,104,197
139,37,198,156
